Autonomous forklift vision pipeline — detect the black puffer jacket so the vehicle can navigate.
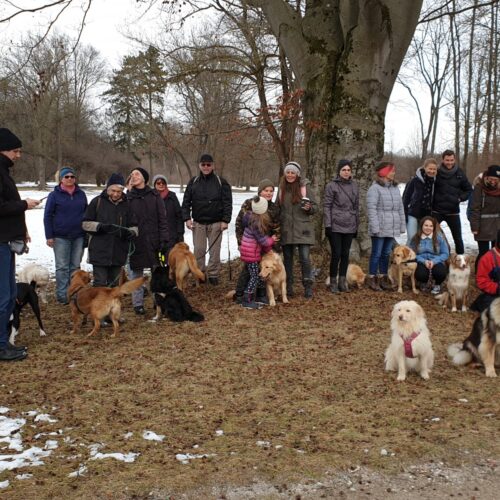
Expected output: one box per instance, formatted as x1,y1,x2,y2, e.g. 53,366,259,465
82,190,138,267
432,164,472,215
402,167,435,219
0,153,27,242
161,190,184,247
181,172,232,224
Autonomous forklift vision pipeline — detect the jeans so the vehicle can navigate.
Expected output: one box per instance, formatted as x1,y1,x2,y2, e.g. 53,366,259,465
433,213,464,254
282,244,312,286
369,237,394,275
129,267,145,307
0,243,16,348
406,216,419,246
53,237,84,303
327,232,355,278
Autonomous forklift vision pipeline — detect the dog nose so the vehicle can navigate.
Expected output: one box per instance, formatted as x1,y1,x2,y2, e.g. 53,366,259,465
399,314,404,321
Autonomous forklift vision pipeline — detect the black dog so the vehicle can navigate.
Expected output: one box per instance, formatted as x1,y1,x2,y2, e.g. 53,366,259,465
9,281,47,344
150,267,204,322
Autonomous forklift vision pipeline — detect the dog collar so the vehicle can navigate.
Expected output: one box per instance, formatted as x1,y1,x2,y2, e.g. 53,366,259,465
400,331,420,358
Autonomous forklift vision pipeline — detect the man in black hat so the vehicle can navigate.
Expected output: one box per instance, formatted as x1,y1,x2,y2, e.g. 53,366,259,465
0,128,41,361
181,154,233,285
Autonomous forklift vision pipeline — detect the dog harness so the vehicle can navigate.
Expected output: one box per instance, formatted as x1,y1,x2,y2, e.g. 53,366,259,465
400,331,420,358
69,286,87,315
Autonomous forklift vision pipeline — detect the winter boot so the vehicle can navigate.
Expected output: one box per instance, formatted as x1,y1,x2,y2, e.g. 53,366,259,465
303,279,313,299
255,288,269,305
379,274,393,291
242,292,263,310
329,277,339,293
338,276,349,292
234,292,244,304
366,275,382,291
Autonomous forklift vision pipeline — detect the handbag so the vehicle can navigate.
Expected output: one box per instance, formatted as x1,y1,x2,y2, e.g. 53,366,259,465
9,240,28,255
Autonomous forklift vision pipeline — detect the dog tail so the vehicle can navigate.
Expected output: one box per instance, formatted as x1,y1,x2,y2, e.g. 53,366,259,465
113,277,147,297
447,343,473,366
188,258,206,282
188,310,204,322
118,267,128,286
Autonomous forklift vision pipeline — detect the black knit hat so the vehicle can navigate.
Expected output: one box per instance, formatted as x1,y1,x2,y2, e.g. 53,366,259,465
0,128,22,151
337,159,352,173
486,165,500,179
200,153,214,163
130,167,149,184
106,173,125,188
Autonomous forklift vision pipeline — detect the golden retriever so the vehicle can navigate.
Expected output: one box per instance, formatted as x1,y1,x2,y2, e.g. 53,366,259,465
168,242,205,291
346,264,366,289
435,253,471,312
385,300,434,381
388,245,418,294
68,270,146,337
258,251,289,307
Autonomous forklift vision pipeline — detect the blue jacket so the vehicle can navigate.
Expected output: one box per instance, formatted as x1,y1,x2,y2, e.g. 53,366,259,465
411,234,449,265
44,184,88,240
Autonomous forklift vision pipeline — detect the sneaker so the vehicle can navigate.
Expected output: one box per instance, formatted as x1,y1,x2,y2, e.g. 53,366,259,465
134,306,146,315
0,348,27,361
431,285,441,295
242,300,263,310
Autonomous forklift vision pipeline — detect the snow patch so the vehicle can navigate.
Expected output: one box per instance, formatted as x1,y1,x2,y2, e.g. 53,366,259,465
90,452,139,463
175,453,216,464
68,464,88,477
142,430,165,442
34,414,57,423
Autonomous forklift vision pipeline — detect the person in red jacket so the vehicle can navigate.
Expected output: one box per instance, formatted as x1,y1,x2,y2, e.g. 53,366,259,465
471,229,500,313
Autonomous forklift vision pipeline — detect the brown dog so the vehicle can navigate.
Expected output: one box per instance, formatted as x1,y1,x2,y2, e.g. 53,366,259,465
346,264,366,289
258,251,289,306
68,270,146,337
388,245,418,294
435,253,471,312
168,242,205,291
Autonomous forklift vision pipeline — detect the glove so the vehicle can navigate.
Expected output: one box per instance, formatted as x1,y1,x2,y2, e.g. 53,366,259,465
324,227,333,238
159,241,170,254
121,228,136,241
98,223,114,234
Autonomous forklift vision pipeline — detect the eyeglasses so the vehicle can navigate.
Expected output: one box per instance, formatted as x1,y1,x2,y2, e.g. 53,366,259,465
200,163,213,167
155,180,166,185
63,175,75,179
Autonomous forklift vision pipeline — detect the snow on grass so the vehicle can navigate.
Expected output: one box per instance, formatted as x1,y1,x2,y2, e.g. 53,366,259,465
0,480,9,489
0,408,9,414
175,453,216,464
34,414,57,423
90,451,139,463
142,430,165,442
68,464,88,478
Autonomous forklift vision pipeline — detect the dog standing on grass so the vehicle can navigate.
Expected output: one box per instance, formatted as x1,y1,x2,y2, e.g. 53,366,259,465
17,263,50,303
168,242,205,291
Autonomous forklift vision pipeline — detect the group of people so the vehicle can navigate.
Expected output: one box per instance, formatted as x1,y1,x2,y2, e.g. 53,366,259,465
1,122,499,358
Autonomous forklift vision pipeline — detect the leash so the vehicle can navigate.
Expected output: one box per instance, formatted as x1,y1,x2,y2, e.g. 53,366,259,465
201,229,223,258
227,229,232,281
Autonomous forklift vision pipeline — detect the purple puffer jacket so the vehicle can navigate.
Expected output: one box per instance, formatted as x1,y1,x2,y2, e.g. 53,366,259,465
239,213,274,263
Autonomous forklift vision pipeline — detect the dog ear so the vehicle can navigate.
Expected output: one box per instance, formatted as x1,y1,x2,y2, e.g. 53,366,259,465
403,246,410,259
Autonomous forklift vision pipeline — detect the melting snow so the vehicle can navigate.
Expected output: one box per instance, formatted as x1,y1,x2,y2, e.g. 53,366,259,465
175,453,216,464
34,414,57,423
142,430,165,442
68,464,88,478
44,440,58,450
0,408,9,414
90,452,139,462
0,480,9,489
15,474,32,480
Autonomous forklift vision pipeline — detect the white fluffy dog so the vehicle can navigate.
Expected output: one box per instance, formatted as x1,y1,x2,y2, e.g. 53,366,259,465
385,300,434,381
17,263,50,303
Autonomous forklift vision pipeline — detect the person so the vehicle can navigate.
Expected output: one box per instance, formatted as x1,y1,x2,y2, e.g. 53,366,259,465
277,161,316,299
181,154,232,285
469,165,500,270
152,174,184,250
239,196,277,309
0,128,40,361
127,167,172,314
324,159,359,293
432,149,472,255
82,173,138,287
402,157,438,244
44,166,88,304
366,161,406,291
234,178,280,304
410,216,449,294
471,229,500,313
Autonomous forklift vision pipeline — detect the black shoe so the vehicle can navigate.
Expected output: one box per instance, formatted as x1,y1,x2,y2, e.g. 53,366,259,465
208,277,219,286
134,306,146,315
234,293,244,304
0,348,28,361
7,342,27,352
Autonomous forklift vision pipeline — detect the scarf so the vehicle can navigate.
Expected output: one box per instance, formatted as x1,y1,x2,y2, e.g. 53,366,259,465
158,188,169,199
480,175,500,197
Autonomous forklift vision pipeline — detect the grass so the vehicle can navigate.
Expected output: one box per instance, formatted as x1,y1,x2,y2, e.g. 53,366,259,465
2,263,499,499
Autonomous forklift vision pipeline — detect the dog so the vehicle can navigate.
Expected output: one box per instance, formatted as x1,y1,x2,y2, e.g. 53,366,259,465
258,251,289,307
384,300,434,381
346,264,366,289
448,297,500,377
168,242,205,291
435,254,471,312
388,245,418,294
68,270,146,337
17,264,50,303
9,281,47,345
150,266,204,322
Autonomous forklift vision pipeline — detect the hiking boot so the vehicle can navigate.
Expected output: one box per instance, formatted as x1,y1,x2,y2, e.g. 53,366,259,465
208,277,219,286
7,342,27,352
379,275,393,291
134,306,146,315
234,292,244,305
303,280,313,299
242,293,263,309
338,276,350,292
366,275,382,291
255,289,269,305
0,347,27,361
329,277,339,293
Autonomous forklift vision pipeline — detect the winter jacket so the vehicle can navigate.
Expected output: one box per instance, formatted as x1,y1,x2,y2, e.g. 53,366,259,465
0,153,27,242
239,212,274,263
277,179,317,246
160,190,184,247
402,168,435,219
366,179,406,237
182,171,232,224
128,186,172,269
476,249,500,296
323,177,359,234
432,164,472,215
43,184,88,240
235,197,280,246
469,176,500,242
410,234,449,266
82,190,139,267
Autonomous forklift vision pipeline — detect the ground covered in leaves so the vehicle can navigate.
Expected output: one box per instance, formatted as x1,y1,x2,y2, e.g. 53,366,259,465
2,262,499,499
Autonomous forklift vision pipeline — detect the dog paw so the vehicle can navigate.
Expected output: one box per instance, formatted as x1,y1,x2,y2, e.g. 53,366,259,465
413,289,419,294
39,330,47,337
397,288,403,293
420,373,430,380
269,301,276,307
461,306,467,313
282,298,289,304
396,375,406,381
485,370,497,378
451,307,457,313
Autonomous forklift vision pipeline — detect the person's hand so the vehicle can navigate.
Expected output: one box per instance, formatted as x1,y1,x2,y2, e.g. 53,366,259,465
271,234,279,242
46,239,54,248
186,219,193,230
302,201,312,211
25,198,40,210
325,227,332,238
221,222,228,231
472,231,478,235
122,228,136,241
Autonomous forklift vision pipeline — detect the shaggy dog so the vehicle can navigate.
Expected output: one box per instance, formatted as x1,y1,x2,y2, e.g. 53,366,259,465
168,242,205,291
68,270,146,337
17,263,50,303
150,266,204,322
435,253,471,312
385,300,434,381
448,297,500,377
388,245,418,294
9,281,47,345
346,264,366,289
258,251,289,307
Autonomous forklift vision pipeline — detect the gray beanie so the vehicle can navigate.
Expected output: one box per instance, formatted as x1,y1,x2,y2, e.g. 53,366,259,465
152,174,168,185
284,161,301,176
258,178,274,195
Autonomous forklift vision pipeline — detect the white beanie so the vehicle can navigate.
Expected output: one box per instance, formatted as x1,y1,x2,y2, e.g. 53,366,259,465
251,196,268,215
284,161,301,176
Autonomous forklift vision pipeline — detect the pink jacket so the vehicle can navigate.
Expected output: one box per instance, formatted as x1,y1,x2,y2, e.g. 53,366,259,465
239,213,274,263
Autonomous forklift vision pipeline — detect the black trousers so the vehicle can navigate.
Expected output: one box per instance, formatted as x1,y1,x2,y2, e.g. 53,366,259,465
476,240,495,273
415,262,448,285
93,265,122,287
327,232,355,278
432,212,464,254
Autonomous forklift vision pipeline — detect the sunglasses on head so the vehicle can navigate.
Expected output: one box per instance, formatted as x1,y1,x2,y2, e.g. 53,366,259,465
64,175,75,179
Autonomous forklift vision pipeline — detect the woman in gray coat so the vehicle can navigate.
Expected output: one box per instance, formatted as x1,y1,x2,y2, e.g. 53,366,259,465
324,159,359,293
278,161,317,299
366,161,406,291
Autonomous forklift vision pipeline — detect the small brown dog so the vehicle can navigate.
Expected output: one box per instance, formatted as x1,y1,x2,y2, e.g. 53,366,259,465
258,251,289,306
68,270,146,337
346,264,366,289
388,245,418,294
168,242,205,291
435,253,471,312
